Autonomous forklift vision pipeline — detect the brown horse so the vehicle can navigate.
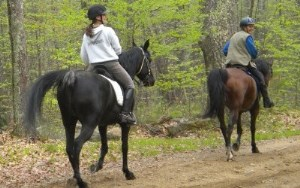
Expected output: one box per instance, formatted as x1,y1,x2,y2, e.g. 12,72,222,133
203,59,273,161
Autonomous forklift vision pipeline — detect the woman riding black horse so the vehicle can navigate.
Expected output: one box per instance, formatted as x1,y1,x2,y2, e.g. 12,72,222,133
25,41,154,187
81,5,137,124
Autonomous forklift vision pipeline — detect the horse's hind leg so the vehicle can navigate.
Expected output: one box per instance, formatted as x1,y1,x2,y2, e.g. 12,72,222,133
217,109,234,161
71,123,97,187
121,124,135,180
218,112,227,146
62,115,88,188
226,111,238,161
90,125,108,173
250,106,260,153
64,117,77,172
233,113,243,151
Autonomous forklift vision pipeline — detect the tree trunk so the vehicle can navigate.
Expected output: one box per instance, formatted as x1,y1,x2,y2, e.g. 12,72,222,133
199,0,239,71
7,0,29,135
249,0,255,17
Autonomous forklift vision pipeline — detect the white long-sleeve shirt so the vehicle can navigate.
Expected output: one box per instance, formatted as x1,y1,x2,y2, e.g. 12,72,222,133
80,24,122,65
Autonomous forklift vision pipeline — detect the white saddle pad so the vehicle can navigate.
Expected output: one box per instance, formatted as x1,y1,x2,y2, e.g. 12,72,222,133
100,75,123,106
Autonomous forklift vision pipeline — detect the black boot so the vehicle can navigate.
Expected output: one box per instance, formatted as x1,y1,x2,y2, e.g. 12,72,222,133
119,112,136,124
260,84,274,108
119,88,137,124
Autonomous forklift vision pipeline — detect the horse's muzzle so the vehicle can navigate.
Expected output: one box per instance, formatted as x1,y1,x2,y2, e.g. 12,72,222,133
143,75,155,87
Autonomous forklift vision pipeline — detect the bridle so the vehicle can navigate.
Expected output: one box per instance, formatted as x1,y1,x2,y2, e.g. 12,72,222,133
136,47,151,75
135,47,152,85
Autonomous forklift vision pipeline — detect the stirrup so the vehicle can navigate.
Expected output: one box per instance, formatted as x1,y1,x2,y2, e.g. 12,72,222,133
119,112,137,124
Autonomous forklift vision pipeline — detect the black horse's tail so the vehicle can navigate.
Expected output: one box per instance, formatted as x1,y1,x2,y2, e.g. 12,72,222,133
203,69,228,118
24,70,71,136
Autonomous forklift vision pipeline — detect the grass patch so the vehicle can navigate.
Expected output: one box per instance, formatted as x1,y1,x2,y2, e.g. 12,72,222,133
130,138,201,157
44,108,300,163
1,108,299,168
256,129,300,141
79,134,223,162
42,143,65,153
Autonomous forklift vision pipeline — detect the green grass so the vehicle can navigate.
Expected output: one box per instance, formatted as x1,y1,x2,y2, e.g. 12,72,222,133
129,137,222,157
45,108,300,163
78,135,224,163
256,129,300,141
1,107,299,167
42,143,65,153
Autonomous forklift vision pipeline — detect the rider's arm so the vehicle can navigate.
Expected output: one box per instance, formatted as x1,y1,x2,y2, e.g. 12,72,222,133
245,36,258,59
80,35,89,65
223,41,230,56
108,28,122,55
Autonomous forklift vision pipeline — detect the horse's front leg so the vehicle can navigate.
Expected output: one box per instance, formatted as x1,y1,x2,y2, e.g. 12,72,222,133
121,124,135,180
250,106,260,153
233,113,243,151
90,125,108,173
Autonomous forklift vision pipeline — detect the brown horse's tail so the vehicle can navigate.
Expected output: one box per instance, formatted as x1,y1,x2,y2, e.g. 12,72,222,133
203,68,228,118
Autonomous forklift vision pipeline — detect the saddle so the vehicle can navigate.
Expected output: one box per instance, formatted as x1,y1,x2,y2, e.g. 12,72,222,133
226,64,247,72
226,64,260,87
92,65,115,80
92,66,124,106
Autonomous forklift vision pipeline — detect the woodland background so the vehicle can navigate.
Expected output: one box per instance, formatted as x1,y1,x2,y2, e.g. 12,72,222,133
1,0,300,137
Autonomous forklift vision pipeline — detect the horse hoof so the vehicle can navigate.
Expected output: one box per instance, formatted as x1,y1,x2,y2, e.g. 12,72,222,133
252,147,260,153
232,143,240,151
78,181,89,188
67,178,77,187
90,164,102,173
226,151,234,161
67,178,89,188
125,171,136,180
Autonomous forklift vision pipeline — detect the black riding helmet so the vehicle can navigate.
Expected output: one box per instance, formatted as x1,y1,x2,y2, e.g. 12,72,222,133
87,5,107,20
240,16,255,27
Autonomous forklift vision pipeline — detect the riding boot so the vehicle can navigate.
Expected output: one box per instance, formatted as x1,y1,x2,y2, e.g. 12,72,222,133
260,84,274,108
119,88,137,124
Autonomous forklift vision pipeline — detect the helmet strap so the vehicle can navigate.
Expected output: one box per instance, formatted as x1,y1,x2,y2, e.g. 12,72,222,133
94,15,104,25
100,15,104,24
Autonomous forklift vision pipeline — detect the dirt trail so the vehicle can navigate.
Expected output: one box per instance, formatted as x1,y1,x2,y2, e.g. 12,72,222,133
34,135,300,188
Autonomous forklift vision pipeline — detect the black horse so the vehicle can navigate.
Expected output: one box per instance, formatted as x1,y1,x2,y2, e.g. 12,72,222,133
203,59,273,161
24,40,155,187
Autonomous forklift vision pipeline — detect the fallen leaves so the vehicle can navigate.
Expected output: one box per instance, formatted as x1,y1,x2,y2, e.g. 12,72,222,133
0,135,71,187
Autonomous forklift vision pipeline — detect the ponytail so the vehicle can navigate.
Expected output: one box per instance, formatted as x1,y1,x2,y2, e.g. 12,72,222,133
85,23,94,38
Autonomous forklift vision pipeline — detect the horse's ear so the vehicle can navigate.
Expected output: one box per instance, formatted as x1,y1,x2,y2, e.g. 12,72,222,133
143,39,150,50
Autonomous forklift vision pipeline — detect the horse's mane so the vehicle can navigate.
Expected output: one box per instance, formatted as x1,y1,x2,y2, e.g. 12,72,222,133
253,59,271,76
118,47,143,74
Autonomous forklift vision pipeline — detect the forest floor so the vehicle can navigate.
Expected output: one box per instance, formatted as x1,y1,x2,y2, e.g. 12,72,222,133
2,134,299,188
